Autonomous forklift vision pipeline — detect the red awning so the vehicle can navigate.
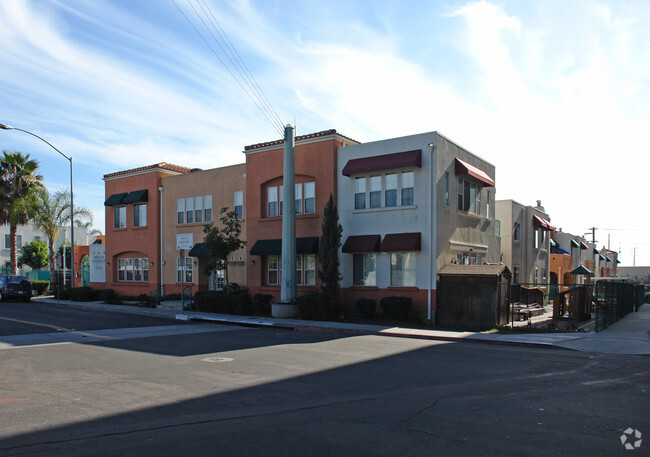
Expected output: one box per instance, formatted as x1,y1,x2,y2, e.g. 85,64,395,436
342,235,381,253
454,158,495,187
380,232,421,252
580,241,589,250
532,214,556,231
342,150,421,176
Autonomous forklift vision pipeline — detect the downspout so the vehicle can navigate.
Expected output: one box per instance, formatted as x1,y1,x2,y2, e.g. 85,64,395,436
427,141,436,324
159,186,164,298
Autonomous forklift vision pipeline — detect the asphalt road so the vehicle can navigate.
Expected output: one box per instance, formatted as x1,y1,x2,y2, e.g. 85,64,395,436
0,301,648,456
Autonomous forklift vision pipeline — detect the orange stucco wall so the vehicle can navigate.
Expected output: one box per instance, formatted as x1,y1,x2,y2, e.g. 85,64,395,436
245,136,341,300
550,253,573,290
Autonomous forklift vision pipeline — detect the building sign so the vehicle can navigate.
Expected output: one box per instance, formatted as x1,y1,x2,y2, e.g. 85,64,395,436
176,233,194,250
89,244,106,283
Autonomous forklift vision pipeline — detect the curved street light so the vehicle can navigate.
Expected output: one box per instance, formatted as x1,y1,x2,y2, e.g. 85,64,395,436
0,123,75,287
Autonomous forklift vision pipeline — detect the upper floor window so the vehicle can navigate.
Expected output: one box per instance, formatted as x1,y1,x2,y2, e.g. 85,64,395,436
177,195,212,224
268,187,278,217
234,191,244,220
266,182,315,218
133,203,147,227
444,172,450,206
4,235,22,249
355,171,414,210
457,178,481,215
114,206,126,229
514,222,521,241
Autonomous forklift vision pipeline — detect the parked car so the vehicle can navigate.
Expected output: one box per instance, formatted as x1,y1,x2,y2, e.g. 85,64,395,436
0,275,33,302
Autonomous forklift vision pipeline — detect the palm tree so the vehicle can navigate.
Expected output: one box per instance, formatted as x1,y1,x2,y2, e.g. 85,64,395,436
0,150,43,274
31,188,93,287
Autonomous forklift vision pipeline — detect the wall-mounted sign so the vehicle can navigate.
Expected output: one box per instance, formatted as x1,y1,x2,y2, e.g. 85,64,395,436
89,244,106,283
176,233,194,250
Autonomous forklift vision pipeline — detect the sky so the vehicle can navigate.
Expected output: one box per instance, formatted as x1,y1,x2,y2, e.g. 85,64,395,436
1,0,649,266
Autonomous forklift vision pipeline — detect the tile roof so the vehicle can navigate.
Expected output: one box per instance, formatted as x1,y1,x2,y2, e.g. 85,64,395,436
103,162,191,179
244,129,358,151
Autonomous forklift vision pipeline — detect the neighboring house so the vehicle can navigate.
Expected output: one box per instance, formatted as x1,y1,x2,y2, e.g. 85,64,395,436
496,200,553,285
617,266,650,284
1,222,96,277
551,231,599,285
599,248,619,277
337,131,500,320
101,163,190,296
244,129,358,299
160,164,247,295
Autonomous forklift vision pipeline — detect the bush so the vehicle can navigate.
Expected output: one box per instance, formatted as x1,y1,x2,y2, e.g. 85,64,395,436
101,289,122,305
67,287,99,302
193,290,253,315
253,293,274,315
31,280,50,296
297,292,329,321
379,296,412,319
356,298,376,318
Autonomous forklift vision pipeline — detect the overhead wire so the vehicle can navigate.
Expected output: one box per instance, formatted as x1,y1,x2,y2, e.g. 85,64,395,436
170,0,284,136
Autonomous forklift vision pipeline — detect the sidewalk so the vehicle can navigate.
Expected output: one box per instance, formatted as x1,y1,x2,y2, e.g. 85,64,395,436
32,297,650,355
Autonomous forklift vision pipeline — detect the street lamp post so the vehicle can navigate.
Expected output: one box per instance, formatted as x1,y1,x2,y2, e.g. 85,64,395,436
0,123,75,287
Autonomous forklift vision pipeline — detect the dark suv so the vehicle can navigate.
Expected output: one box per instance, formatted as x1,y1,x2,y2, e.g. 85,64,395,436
0,275,33,302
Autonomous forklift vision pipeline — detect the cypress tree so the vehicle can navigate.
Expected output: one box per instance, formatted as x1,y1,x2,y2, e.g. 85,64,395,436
318,193,343,317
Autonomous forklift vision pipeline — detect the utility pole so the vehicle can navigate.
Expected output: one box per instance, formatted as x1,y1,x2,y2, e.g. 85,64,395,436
586,227,597,244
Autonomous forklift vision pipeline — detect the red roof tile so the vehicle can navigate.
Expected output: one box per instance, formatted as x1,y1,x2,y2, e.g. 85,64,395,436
244,129,358,151
104,162,191,179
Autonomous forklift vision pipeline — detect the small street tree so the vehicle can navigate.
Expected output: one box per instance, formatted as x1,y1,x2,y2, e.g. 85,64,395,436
19,239,49,270
202,207,246,292
318,194,343,316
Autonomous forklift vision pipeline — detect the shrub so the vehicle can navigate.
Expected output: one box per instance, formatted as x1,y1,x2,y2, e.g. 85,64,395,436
253,293,274,315
193,290,253,315
31,280,50,296
379,296,412,319
101,289,122,305
356,298,376,318
297,292,329,321
67,287,99,302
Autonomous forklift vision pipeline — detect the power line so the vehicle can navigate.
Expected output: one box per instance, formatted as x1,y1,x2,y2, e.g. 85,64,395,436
170,0,284,136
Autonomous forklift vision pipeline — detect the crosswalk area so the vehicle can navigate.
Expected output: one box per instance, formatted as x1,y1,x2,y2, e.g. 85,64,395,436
0,323,241,350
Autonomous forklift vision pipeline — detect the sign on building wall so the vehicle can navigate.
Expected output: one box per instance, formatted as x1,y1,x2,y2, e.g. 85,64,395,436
89,244,106,283
176,233,194,250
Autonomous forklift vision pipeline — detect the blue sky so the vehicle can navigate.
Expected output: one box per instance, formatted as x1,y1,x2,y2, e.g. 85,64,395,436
1,0,649,266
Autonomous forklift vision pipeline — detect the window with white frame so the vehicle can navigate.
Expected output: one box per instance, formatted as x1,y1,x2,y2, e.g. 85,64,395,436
266,254,316,286
294,184,302,215
456,252,482,265
210,269,226,290
114,206,126,229
234,191,243,220
534,228,541,249
390,252,416,287
304,182,315,214
268,186,278,217
194,196,203,223
457,178,481,215
4,234,22,249
204,195,212,222
177,257,193,282
177,199,184,224
356,171,414,209
355,177,366,209
267,182,315,217
133,203,147,227
353,253,376,286
185,197,194,224
116,257,150,282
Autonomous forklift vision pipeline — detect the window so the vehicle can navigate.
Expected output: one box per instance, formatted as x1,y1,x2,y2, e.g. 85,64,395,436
266,254,315,286
402,171,414,206
390,252,416,287
134,258,142,281
534,267,539,286
385,173,397,207
444,172,450,206
4,234,22,249
204,195,212,222
234,191,243,220
177,199,185,224
194,196,203,223
355,177,366,209
114,206,126,229
177,257,193,283
118,258,125,281
279,185,284,216
457,178,481,215
534,228,540,249
186,197,194,224
125,258,134,281
304,182,315,214
143,259,149,282
133,203,147,227
353,253,376,286
34,236,42,242
513,266,520,283
295,184,302,215
210,269,225,290
514,223,521,241
268,255,279,284
369,175,381,208
457,252,482,265
268,186,278,217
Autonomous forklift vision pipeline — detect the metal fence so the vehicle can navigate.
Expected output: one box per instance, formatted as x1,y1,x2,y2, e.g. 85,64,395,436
594,281,643,332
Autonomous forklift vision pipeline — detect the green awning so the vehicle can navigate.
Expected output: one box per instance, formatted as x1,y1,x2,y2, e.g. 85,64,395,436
250,237,319,256
104,192,127,206
188,242,210,257
570,239,580,248
571,265,593,275
599,253,606,261
123,189,148,204
550,239,557,247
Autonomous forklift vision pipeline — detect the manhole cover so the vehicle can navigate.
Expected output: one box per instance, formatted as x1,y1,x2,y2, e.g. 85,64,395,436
201,357,233,363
